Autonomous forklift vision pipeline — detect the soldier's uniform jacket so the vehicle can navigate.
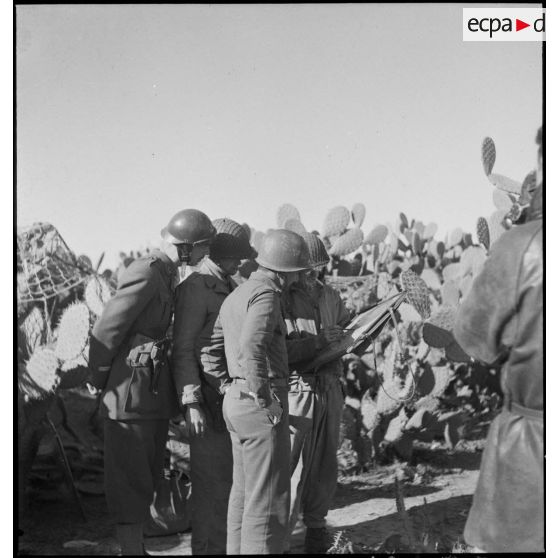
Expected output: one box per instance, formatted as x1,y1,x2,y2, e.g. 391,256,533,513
201,269,288,407
89,250,180,421
282,280,351,377
172,258,236,426
454,219,543,552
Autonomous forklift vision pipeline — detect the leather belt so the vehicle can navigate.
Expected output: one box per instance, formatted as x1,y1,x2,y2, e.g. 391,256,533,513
231,377,288,387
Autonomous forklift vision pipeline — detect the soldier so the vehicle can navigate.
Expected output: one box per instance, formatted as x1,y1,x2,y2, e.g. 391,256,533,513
172,218,256,555
453,128,543,552
281,232,351,554
88,209,215,555
202,229,311,555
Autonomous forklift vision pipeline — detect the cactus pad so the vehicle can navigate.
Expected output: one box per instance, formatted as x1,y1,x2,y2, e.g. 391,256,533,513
377,272,391,300
492,189,514,211
85,276,113,317
365,224,389,245
283,218,307,236
476,217,490,250
400,269,431,319
422,323,454,349
329,227,364,257
322,206,350,238
423,222,438,239
445,340,471,363
429,304,457,331
448,228,463,247
20,307,46,356
481,137,496,176
398,212,409,232
21,348,61,400
488,173,522,195
351,203,366,227
277,203,301,228
442,262,462,283
421,269,441,291
397,302,422,322
55,302,91,362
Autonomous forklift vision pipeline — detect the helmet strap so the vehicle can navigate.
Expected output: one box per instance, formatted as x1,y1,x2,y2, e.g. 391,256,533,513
176,243,193,265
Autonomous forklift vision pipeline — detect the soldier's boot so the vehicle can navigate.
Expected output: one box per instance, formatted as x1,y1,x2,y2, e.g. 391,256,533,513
304,527,332,554
116,523,147,556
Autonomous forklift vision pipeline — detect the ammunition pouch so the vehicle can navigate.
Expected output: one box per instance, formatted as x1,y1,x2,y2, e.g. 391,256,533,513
124,333,171,414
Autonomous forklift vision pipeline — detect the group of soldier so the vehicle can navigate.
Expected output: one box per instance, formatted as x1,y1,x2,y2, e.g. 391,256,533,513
87,125,543,557
88,211,353,555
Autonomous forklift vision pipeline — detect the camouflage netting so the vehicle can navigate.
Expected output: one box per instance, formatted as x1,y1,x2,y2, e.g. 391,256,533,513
17,222,90,303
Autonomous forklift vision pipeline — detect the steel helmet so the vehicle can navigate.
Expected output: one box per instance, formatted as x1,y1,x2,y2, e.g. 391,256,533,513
255,229,311,273
210,218,257,260
301,232,330,268
161,209,216,245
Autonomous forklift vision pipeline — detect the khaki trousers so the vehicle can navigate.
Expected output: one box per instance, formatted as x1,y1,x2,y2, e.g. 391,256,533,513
223,382,290,555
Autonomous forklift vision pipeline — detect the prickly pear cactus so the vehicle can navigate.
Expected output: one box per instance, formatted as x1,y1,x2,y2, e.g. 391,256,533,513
448,228,463,247
20,307,47,357
365,225,389,246
283,218,307,236
400,270,431,319
397,303,422,322
445,340,470,363
54,302,91,362
489,173,522,195
322,206,351,238
377,272,391,300
420,269,441,291
492,189,514,211
85,276,113,317
329,227,364,257
423,222,438,239
481,137,496,176
351,203,366,227
20,348,61,400
476,217,490,250
277,203,301,228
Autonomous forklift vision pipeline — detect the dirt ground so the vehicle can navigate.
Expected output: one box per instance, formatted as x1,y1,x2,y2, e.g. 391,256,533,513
18,388,487,555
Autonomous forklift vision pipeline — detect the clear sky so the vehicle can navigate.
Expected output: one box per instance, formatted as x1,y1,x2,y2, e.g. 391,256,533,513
16,3,542,270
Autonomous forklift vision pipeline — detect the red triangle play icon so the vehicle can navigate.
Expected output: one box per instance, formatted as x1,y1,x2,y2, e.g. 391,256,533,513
516,19,530,31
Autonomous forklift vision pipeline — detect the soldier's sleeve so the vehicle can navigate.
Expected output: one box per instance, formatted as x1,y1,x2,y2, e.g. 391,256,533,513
454,233,521,365
199,312,229,394
88,261,157,389
172,278,207,406
334,288,352,327
239,290,279,407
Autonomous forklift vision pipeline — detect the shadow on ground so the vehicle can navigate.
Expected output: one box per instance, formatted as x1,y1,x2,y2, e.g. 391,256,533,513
330,494,473,553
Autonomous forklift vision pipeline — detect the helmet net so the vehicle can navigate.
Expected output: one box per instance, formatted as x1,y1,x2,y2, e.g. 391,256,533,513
17,222,89,303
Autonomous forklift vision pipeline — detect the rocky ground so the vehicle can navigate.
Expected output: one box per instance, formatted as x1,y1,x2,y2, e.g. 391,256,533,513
18,388,487,555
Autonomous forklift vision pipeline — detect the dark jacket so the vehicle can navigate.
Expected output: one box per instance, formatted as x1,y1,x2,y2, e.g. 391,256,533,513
282,280,351,376
172,259,236,417
201,269,288,407
454,219,543,552
89,250,180,421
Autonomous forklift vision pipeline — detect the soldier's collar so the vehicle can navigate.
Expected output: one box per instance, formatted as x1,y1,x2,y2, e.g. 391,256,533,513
151,249,177,277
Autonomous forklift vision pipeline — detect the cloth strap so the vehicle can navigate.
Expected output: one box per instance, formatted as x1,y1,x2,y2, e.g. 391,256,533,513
504,396,543,422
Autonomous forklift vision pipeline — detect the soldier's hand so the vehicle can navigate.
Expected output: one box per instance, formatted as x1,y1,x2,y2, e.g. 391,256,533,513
266,398,283,426
317,326,344,348
185,404,207,437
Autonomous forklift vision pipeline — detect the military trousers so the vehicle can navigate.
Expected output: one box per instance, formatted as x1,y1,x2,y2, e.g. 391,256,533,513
222,381,290,555
287,374,344,537
104,418,169,525
189,418,233,555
